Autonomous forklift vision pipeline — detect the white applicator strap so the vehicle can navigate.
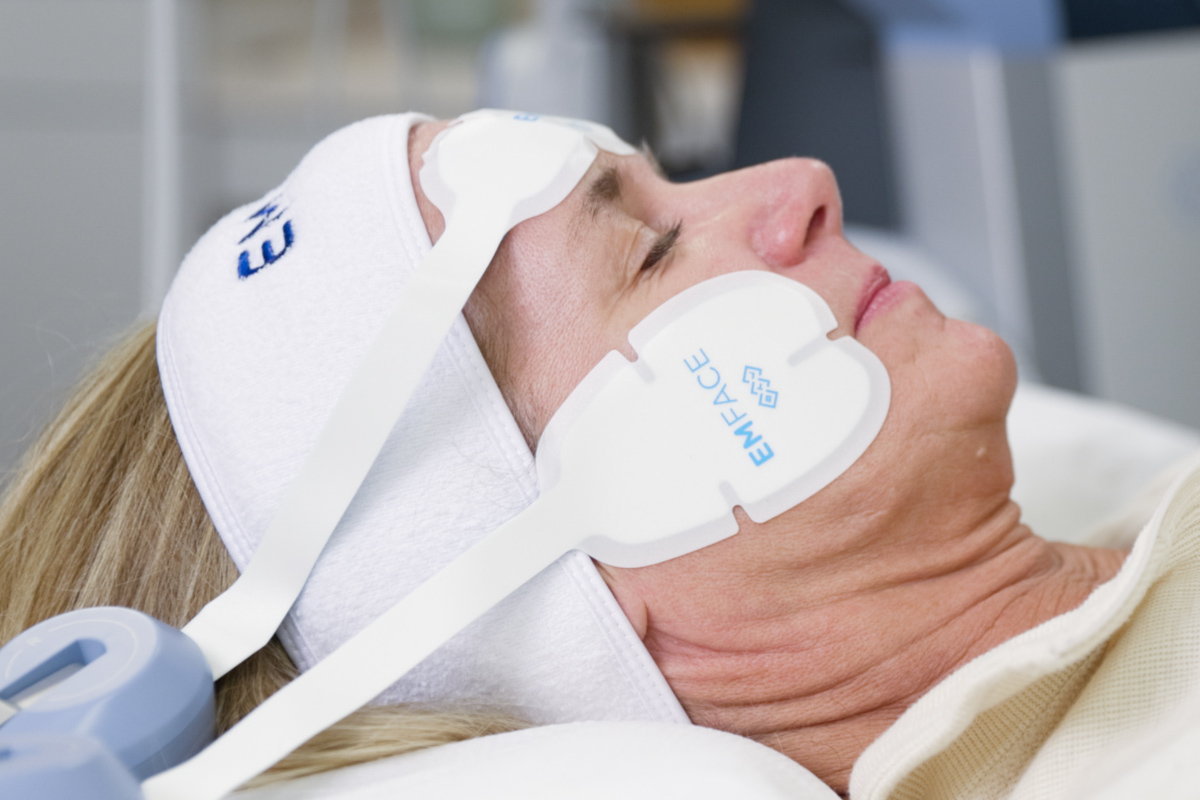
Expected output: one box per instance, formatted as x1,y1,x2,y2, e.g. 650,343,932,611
181,223,506,678
180,111,608,680
144,496,573,800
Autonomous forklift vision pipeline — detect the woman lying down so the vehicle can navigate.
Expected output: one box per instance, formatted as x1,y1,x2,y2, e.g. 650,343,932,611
1,111,1197,800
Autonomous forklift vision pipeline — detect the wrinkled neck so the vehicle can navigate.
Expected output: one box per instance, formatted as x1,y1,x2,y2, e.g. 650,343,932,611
613,502,1126,796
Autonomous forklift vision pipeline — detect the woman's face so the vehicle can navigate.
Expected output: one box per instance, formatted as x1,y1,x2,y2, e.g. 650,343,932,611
408,116,1018,618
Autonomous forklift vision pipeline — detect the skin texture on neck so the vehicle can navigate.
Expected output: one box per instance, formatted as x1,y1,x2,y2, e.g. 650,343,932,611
406,118,1128,796
597,482,1126,795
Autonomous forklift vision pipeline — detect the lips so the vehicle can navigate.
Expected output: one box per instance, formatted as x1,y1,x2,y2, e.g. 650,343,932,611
854,265,891,333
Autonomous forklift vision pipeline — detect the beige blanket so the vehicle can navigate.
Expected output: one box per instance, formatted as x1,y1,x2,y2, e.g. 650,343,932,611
852,456,1200,800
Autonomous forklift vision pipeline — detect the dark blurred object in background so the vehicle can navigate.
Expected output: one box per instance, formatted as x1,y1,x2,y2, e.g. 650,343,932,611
604,0,747,180
734,0,898,229
1063,0,1200,41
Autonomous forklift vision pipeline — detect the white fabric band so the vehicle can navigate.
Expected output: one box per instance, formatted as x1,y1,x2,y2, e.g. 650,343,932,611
157,112,687,778
181,209,524,679
147,500,570,798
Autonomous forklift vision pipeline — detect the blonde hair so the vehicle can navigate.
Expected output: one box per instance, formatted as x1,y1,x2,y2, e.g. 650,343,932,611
0,321,525,788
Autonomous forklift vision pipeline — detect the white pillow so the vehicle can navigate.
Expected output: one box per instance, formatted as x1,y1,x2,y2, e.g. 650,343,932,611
1009,381,1200,546
233,721,837,800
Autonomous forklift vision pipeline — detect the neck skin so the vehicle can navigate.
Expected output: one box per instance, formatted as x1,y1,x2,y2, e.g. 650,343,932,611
598,480,1126,796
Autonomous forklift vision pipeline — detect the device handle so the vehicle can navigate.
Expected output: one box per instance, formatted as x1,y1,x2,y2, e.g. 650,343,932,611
144,492,571,800
0,734,145,800
182,216,509,680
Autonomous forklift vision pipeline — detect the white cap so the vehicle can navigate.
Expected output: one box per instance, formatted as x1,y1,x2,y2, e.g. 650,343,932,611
157,113,688,726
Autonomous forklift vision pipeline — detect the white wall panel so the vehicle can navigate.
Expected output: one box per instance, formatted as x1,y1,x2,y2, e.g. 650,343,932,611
1056,31,1200,426
0,0,147,476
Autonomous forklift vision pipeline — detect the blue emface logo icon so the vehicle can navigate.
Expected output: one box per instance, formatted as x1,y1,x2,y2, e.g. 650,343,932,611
742,366,778,409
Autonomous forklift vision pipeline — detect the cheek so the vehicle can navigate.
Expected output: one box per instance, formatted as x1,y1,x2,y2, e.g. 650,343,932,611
468,242,631,445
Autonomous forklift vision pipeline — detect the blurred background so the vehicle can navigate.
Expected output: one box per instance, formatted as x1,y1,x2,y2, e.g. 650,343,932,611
1,0,1199,476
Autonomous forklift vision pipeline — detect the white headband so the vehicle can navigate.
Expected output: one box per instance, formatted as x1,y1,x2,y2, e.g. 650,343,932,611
157,113,687,726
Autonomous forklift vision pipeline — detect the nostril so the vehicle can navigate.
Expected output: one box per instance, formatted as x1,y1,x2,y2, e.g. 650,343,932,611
751,191,834,268
804,205,827,251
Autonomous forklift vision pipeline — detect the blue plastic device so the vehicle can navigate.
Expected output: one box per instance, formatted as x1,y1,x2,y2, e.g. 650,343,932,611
0,607,215,799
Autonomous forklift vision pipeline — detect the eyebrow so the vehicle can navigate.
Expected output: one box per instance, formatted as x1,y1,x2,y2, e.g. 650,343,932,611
582,145,665,220
585,166,622,219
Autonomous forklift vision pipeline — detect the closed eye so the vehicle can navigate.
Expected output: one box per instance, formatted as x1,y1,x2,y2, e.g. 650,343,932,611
641,222,682,272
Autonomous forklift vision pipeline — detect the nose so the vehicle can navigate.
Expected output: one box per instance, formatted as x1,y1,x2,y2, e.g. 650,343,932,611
674,156,875,338
739,158,844,270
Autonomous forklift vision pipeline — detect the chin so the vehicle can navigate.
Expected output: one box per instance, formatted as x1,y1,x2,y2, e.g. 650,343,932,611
862,283,1018,431
947,318,1019,424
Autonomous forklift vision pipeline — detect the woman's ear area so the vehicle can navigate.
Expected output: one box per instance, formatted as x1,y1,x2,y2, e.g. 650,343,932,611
593,562,651,639
408,119,452,245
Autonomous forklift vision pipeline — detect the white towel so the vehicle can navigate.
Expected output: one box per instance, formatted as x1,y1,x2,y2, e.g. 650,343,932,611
157,113,687,726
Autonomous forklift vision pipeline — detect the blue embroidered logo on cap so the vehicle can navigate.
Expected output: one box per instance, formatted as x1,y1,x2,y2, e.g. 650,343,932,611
237,199,294,279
